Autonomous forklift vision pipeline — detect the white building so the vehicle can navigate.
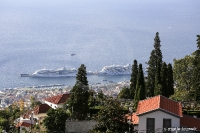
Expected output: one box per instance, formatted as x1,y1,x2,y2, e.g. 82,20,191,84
44,93,70,109
127,95,200,133
16,103,51,133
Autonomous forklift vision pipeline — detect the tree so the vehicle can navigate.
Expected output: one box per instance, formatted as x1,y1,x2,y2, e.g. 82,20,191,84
19,98,24,111
172,35,200,103
130,60,138,99
67,82,90,120
154,60,162,96
160,62,168,97
134,64,145,109
167,63,174,96
66,64,90,120
76,64,88,86
30,96,42,109
0,110,11,131
91,98,128,133
117,87,131,99
43,108,68,133
191,35,200,103
146,32,162,97
173,55,195,91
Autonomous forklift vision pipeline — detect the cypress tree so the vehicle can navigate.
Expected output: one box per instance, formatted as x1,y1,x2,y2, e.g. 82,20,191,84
76,64,88,86
130,59,138,99
160,62,168,97
134,64,145,109
146,32,163,97
154,60,162,96
167,63,174,96
66,64,89,120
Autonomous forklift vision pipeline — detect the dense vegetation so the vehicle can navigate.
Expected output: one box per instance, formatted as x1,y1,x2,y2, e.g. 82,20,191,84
118,33,200,112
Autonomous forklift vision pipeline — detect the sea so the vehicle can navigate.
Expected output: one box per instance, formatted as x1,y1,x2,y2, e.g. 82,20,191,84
0,0,199,90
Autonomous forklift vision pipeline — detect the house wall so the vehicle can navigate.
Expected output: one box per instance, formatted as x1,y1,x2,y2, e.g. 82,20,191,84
20,117,35,125
138,110,180,133
44,101,64,109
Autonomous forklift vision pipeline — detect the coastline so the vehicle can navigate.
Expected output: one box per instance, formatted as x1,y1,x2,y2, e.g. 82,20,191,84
0,80,130,109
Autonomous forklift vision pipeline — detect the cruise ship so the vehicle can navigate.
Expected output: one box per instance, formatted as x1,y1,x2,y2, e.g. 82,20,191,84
98,64,132,75
31,67,77,78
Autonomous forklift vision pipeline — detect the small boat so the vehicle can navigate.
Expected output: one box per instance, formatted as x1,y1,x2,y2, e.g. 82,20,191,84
20,74,30,77
71,54,76,56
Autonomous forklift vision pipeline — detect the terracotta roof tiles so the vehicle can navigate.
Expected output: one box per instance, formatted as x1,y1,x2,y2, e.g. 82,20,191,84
135,95,182,117
44,93,70,104
33,103,51,115
21,104,51,119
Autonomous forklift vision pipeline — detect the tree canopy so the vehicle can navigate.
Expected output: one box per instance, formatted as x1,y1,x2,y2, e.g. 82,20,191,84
134,64,145,109
43,108,68,133
91,98,128,133
66,64,90,120
117,87,131,99
146,32,163,97
130,59,138,99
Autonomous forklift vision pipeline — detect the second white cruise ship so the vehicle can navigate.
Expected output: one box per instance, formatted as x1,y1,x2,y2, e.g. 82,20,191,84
31,67,77,78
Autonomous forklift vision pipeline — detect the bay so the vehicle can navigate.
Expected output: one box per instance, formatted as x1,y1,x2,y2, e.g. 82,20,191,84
0,0,199,89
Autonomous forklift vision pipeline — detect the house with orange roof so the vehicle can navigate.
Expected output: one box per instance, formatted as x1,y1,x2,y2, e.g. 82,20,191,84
44,93,70,109
17,103,51,132
32,103,51,124
127,95,200,133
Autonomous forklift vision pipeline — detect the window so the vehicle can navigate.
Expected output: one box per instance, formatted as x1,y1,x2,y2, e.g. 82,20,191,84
163,119,171,133
146,118,155,133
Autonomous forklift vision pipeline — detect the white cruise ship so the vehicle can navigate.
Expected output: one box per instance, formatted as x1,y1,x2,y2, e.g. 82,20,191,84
31,67,77,78
98,64,132,75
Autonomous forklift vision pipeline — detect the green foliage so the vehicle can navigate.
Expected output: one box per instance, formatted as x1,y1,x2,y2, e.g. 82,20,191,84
191,35,200,103
167,63,174,96
66,64,90,120
88,89,96,107
91,98,128,133
43,108,69,133
173,35,200,103
67,82,90,120
170,89,191,102
76,64,88,86
134,64,145,109
0,110,12,131
130,59,138,99
154,60,162,96
160,62,168,97
146,32,163,97
30,96,42,109
173,55,195,91
117,87,131,99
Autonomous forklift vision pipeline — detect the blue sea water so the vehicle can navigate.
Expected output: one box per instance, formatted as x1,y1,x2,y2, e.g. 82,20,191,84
0,0,199,89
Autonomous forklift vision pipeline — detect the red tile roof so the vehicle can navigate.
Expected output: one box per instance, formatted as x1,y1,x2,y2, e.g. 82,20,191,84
16,122,32,128
22,104,51,119
136,95,182,117
33,103,51,115
180,114,200,130
44,93,70,104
